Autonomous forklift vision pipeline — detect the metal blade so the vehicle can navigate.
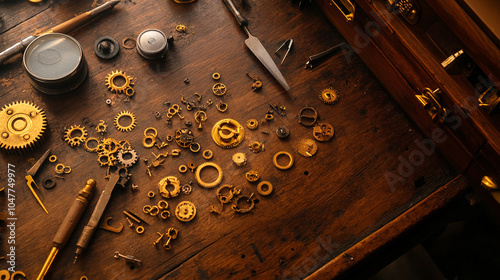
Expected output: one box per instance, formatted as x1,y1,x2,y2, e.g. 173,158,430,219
245,35,290,91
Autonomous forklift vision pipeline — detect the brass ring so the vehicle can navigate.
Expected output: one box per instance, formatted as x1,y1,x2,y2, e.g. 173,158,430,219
144,127,158,137
84,137,100,153
11,271,27,279
202,150,213,160
212,72,221,80
63,166,72,174
122,37,136,49
149,206,160,216
195,162,223,188
49,155,57,162
136,226,145,234
142,135,156,148
273,151,294,170
179,165,188,173
143,205,152,213
257,181,273,196
160,210,170,219
80,276,89,280
158,200,169,209
166,135,174,142
148,191,155,198
189,142,201,153
246,119,259,130
55,164,65,174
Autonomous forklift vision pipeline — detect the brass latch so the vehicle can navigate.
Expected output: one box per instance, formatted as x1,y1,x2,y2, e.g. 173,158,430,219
330,0,355,22
415,88,450,123
478,85,500,114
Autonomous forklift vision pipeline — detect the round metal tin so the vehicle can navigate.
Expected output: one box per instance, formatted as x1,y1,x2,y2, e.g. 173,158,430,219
136,29,168,59
23,33,87,95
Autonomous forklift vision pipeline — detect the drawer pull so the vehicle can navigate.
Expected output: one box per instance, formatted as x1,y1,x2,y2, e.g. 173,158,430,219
330,0,355,22
478,86,500,114
415,88,450,123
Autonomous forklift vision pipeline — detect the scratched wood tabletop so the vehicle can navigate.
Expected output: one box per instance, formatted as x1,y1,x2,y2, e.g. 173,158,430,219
0,0,462,279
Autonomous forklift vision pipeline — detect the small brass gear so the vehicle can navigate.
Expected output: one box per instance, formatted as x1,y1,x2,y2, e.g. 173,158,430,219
96,120,107,134
0,101,47,154
175,201,196,222
319,88,339,105
114,111,137,132
211,119,245,148
105,70,134,94
64,125,88,147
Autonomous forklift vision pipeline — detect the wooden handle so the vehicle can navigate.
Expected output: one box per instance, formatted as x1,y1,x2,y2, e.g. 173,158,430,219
222,0,248,27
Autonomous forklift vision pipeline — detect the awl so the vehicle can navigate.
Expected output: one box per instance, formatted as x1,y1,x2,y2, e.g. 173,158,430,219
25,149,51,213
222,0,290,91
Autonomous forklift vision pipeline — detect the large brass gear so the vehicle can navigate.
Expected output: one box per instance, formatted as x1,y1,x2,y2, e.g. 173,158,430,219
114,111,137,132
211,119,244,148
0,101,47,154
105,70,135,95
319,88,339,105
64,125,88,147
175,201,196,222
158,176,182,198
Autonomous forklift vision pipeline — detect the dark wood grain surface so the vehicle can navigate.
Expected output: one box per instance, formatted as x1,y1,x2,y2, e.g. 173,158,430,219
0,1,458,279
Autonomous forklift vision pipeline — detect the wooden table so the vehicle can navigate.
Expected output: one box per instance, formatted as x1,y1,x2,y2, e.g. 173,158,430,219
0,0,467,279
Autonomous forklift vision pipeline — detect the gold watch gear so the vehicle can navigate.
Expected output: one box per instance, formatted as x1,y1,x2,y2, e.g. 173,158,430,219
105,70,135,95
175,201,196,222
158,176,182,198
64,125,88,147
246,119,259,130
114,111,137,132
297,138,318,157
212,83,227,96
245,170,260,182
313,123,335,141
0,101,47,154
319,88,339,104
217,185,241,204
96,120,107,134
175,128,194,148
211,119,245,148
232,152,247,166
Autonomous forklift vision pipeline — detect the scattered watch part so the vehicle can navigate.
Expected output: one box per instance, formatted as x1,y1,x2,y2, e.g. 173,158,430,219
298,106,318,127
122,37,136,49
0,101,47,154
175,201,196,222
64,125,88,147
187,161,197,172
217,185,241,204
313,122,335,142
212,83,227,96
297,138,318,157
42,176,56,189
212,72,221,80
84,137,100,153
257,181,273,196
319,88,339,104
117,149,139,167
232,152,247,166
175,24,188,33
273,151,294,170
246,170,260,182
94,36,120,59
105,70,135,96
158,176,182,198
246,119,259,130
49,155,57,162
248,141,264,153
175,128,194,148
194,110,207,130
179,165,188,173
195,162,223,188
114,111,137,132
136,29,168,59
96,120,107,134
232,194,256,213
211,119,245,148
202,149,213,160
276,126,290,138
181,184,192,195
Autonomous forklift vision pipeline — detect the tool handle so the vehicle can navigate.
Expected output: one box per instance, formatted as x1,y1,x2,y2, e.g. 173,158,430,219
53,180,95,248
306,42,346,68
222,0,248,27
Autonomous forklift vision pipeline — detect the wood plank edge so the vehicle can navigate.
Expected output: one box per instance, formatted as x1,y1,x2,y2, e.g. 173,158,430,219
305,175,469,280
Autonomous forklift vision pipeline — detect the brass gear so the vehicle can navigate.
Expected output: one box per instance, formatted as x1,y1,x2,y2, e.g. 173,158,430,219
211,119,245,148
114,111,137,132
64,125,88,147
175,201,196,222
105,70,134,94
313,123,335,142
319,88,339,105
0,101,47,154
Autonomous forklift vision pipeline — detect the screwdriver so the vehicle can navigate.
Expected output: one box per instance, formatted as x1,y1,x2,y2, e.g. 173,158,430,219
36,179,96,280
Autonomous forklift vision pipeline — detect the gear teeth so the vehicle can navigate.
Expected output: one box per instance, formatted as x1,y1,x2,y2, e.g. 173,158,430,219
0,100,48,155
114,111,137,132
117,149,139,167
64,125,88,147
319,88,339,105
105,70,134,94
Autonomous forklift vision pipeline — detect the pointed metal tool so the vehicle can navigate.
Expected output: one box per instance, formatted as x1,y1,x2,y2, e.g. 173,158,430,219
222,0,290,91
275,39,293,65
26,149,51,213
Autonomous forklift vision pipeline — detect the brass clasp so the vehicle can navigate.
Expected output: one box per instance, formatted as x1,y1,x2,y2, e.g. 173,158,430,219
415,88,450,123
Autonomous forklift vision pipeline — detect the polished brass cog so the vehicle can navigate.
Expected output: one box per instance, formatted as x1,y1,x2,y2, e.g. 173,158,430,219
211,119,244,148
319,88,339,104
0,101,47,154
175,201,196,222
64,125,88,147
105,70,134,95
114,111,137,132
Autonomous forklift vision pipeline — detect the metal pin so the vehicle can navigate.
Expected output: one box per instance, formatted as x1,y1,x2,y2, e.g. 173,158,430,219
275,38,293,65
